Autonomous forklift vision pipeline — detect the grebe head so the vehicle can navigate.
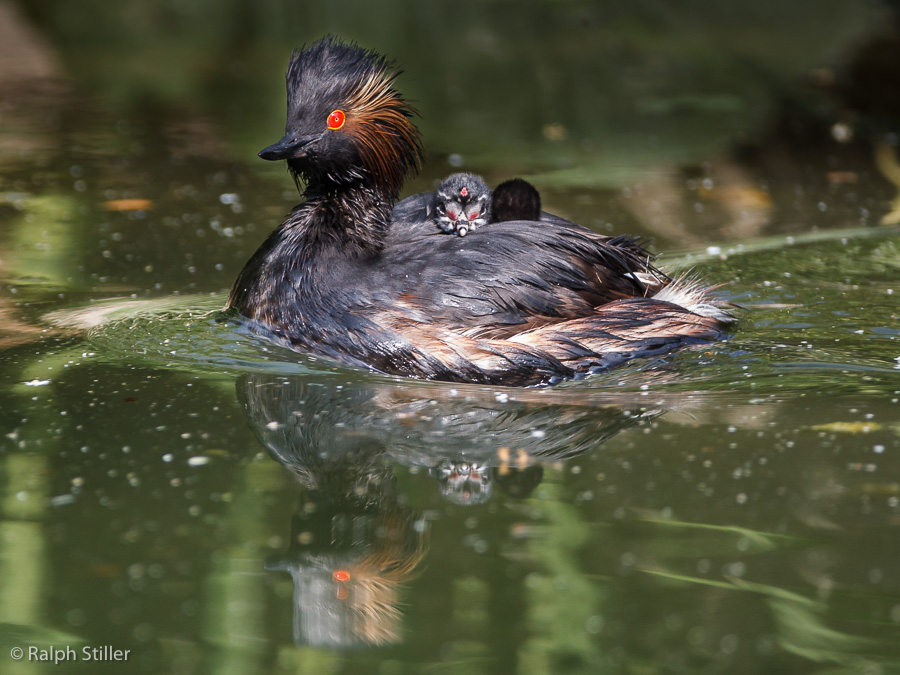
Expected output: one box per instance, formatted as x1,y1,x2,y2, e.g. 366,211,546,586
490,177,542,223
432,172,491,236
259,36,423,200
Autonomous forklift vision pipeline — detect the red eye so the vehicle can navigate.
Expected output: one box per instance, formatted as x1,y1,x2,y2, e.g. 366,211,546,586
447,209,458,221
327,110,345,130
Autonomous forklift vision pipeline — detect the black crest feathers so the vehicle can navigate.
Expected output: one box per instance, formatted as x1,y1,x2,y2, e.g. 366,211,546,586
285,37,423,199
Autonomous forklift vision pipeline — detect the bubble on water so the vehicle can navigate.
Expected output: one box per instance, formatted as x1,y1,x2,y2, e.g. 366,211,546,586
724,561,747,577
720,634,739,655
687,626,706,647
831,122,853,143
66,608,87,627
585,615,604,634
133,623,154,642
51,494,76,507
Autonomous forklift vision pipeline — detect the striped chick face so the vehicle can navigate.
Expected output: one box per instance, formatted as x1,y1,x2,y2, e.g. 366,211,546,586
433,172,491,237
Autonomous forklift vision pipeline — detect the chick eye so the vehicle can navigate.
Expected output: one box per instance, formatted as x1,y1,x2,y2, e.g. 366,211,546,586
326,110,346,130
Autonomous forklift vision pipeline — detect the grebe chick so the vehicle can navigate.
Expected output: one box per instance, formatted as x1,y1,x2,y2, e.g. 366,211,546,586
227,37,735,386
431,174,542,236
431,172,491,236
489,178,541,223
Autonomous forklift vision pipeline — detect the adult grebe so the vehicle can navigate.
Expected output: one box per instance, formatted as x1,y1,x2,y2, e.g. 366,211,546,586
227,37,733,386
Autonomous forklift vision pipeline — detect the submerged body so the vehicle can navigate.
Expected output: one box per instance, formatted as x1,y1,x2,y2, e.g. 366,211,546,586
227,37,733,386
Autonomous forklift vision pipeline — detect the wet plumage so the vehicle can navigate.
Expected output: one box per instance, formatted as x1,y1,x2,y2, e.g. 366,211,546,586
227,37,734,386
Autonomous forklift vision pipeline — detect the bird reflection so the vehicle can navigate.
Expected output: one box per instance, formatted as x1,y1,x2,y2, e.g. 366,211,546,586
266,484,425,647
236,372,656,647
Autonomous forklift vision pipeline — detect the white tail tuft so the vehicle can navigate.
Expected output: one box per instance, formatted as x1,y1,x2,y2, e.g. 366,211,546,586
652,275,736,322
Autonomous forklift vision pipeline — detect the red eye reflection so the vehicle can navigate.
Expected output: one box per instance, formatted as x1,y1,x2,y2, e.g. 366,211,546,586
327,110,346,130
333,569,351,582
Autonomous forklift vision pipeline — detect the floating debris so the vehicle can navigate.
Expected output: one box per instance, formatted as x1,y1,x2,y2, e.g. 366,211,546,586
809,422,883,434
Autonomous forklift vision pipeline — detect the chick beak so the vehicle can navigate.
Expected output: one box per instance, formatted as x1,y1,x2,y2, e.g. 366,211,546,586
258,134,319,161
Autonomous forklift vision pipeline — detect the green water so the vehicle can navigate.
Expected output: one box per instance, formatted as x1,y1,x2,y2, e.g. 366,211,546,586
2,1,900,673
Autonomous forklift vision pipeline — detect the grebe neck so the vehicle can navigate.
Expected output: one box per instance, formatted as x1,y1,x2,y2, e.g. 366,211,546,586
226,177,391,318
296,177,392,259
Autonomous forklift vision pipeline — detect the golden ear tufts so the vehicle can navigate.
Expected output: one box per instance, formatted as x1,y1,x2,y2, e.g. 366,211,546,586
342,68,423,199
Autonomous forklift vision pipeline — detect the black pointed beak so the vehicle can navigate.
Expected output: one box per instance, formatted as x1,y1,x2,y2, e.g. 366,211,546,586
258,134,319,161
